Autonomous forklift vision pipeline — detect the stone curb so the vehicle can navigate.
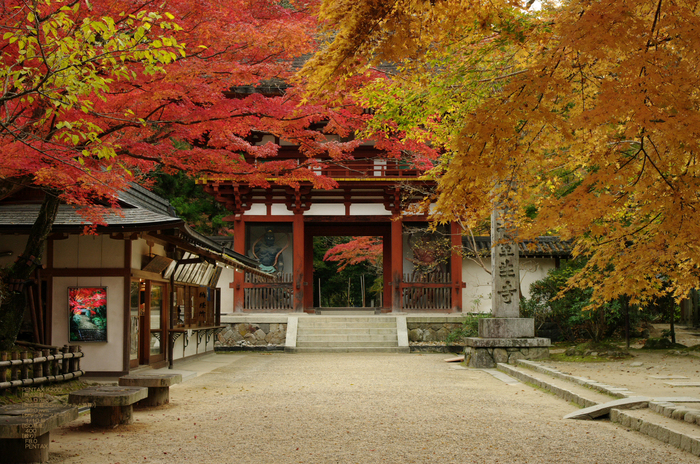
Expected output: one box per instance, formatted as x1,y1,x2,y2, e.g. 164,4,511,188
513,359,636,398
649,401,700,426
496,363,598,408
497,361,700,457
611,409,700,456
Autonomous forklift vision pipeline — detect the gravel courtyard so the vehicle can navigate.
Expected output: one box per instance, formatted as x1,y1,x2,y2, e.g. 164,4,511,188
49,352,696,463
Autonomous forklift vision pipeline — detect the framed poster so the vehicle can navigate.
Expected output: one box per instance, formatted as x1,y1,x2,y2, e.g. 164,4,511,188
69,287,107,342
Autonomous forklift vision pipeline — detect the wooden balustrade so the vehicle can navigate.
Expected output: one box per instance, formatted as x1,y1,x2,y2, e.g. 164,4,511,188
0,345,83,391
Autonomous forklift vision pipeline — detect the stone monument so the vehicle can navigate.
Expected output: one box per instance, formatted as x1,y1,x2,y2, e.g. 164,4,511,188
464,207,550,367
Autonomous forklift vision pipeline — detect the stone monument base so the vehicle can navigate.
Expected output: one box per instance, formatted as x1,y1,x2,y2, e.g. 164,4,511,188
464,337,551,368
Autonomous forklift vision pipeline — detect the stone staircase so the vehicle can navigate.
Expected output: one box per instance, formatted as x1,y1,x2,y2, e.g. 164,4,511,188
288,315,409,353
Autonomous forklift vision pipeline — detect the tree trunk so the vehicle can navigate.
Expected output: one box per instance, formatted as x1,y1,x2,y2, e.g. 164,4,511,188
0,192,60,351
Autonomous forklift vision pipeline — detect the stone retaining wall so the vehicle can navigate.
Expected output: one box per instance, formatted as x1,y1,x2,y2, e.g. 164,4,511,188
406,322,462,342
216,323,287,347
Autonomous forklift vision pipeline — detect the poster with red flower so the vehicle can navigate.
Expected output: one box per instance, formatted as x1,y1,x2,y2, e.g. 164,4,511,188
69,287,107,342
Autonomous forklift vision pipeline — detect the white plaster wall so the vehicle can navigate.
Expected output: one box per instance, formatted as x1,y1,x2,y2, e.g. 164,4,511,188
461,258,556,313
218,267,235,314
183,329,198,358
349,203,391,216
54,235,124,268
52,276,124,373
172,335,185,361
247,204,267,216
130,238,166,269
0,235,35,269
306,204,345,216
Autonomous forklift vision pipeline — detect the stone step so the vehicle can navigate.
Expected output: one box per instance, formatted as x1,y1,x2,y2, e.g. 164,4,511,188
499,360,700,457
299,316,396,324
297,327,397,335
297,340,397,347
293,316,402,352
297,334,398,343
291,346,410,353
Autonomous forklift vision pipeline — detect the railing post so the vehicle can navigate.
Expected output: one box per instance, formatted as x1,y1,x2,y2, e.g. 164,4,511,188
20,351,29,381
34,350,43,379
10,351,19,382
42,349,50,379
0,352,7,383
68,345,79,373
61,345,69,375
51,347,59,376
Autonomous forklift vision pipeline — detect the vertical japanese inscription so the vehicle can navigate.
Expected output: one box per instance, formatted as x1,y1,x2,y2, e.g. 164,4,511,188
491,208,520,317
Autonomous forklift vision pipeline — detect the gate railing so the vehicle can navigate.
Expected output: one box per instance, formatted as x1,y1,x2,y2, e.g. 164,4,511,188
244,273,294,311
401,272,452,310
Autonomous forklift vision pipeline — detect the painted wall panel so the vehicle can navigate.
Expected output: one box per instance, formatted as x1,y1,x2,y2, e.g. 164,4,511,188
52,276,125,373
306,204,345,216
349,204,391,216
270,204,293,216
0,235,34,269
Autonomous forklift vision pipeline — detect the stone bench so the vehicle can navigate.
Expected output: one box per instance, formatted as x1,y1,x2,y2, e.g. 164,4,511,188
68,386,147,427
118,373,182,407
0,404,78,463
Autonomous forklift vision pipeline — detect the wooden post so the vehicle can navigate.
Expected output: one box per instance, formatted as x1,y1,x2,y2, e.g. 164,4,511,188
20,352,29,381
233,218,246,312
10,351,19,382
292,213,305,312
42,349,50,379
34,350,43,379
390,217,403,312
0,352,6,383
51,347,59,376
61,345,70,375
69,345,79,373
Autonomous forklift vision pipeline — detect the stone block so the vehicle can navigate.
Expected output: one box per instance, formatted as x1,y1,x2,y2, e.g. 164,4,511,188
493,348,509,364
478,318,535,338
408,328,422,342
668,429,682,448
465,347,495,368
564,397,650,420
672,408,690,420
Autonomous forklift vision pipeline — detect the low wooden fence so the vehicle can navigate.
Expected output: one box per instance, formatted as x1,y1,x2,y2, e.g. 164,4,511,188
244,273,293,311
0,344,84,390
402,272,452,310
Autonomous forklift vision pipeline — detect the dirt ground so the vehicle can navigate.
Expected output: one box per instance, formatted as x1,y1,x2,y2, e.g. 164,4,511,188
543,323,700,401
44,349,700,464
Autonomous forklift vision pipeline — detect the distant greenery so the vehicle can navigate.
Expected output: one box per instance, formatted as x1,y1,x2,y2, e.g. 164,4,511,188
313,236,382,307
149,170,231,236
521,258,651,342
446,312,491,344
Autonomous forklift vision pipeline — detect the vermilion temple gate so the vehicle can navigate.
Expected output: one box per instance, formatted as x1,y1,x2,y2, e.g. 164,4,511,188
203,145,464,313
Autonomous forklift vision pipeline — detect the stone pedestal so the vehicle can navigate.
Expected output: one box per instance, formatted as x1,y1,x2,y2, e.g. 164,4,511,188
119,373,182,407
464,336,550,368
0,404,78,464
69,386,147,428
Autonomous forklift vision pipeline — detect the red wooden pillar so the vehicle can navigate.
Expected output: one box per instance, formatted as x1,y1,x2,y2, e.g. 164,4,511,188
292,213,305,312
450,221,463,313
303,227,314,311
390,216,403,312
232,219,245,312
382,231,392,311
